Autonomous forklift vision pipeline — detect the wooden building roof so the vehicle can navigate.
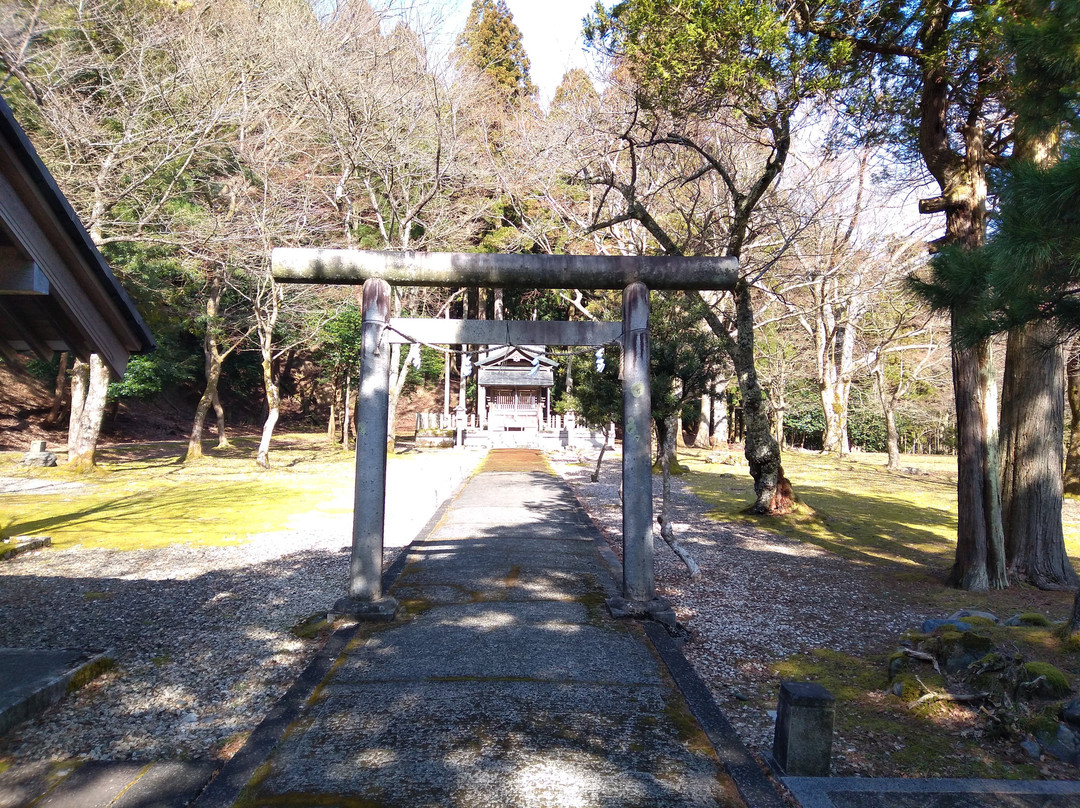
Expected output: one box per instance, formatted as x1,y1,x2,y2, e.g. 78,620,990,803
0,95,154,377
477,345,555,388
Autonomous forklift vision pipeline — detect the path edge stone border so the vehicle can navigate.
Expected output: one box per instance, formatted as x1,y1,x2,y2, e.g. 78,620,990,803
783,775,1080,808
0,648,112,737
188,466,473,808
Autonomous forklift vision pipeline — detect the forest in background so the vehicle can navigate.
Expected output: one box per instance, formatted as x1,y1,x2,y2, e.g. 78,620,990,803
2,0,1080,599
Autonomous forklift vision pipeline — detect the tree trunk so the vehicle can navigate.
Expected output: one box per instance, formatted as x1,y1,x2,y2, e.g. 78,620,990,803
947,329,1007,590
44,352,69,427
68,357,88,452
328,397,337,445
714,387,729,444
1067,587,1080,636
654,412,679,471
873,363,901,471
729,282,793,513
342,372,352,451
658,438,701,577
1001,323,1077,588
212,387,229,449
67,354,110,471
386,342,419,448
591,422,610,482
184,358,222,462
820,375,851,455
1066,343,1080,495
185,278,234,461
693,394,711,448
911,0,1003,589
256,354,280,468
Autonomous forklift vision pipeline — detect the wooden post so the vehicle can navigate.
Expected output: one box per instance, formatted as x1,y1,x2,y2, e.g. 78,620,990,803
335,278,397,620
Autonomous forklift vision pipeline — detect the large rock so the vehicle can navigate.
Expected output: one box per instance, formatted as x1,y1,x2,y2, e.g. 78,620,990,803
1019,662,1071,699
1034,722,1080,767
919,629,995,674
1063,697,1080,728
921,618,972,633
948,609,999,624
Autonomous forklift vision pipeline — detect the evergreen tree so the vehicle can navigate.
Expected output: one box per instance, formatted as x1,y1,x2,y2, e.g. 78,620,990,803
456,0,536,103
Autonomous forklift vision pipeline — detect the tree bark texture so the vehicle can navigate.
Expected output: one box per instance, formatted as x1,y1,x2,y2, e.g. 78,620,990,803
45,352,69,427
729,283,793,513
693,394,711,448
658,440,700,578
212,387,228,449
1000,323,1077,589
591,423,611,482
654,412,679,471
67,354,110,471
1065,343,1080,495
1068,587,1080,636
873,363,901,471
817,320,857,456
186,278,235,461
256,364,280,469
947,327,1007,590
68,358,88,453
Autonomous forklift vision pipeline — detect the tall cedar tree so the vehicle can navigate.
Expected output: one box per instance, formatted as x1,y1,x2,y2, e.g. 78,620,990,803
457,0,536,103
996,0,1080,591
907,0,1080,590
801,0,1012,590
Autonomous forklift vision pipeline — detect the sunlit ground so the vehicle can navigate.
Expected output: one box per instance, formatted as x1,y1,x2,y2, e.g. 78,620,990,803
679,447,1080,575
0,435,368,549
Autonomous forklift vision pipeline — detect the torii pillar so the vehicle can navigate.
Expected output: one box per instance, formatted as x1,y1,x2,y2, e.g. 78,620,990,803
271,249,738,621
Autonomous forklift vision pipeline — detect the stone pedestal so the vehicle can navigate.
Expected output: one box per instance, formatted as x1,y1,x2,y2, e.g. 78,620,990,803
772,681,834,776
332,596,399,622
22,441,57,467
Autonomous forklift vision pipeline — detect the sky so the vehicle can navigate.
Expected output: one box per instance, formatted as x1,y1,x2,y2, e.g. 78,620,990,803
436,0,600,107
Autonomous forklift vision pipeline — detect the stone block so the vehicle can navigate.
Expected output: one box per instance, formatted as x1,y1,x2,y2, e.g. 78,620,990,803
772,681,834,777
21,449,58,467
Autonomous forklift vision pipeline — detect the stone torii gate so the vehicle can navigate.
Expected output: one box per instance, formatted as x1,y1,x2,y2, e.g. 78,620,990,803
272,249,738,619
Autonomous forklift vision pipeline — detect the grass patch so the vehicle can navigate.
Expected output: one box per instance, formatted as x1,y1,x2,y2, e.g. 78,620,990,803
680,448,1080,581
0,435,363,550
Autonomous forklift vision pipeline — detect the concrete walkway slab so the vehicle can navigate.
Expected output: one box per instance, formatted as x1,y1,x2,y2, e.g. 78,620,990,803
200,450,761,808
0,647,110,736
0,759,216,808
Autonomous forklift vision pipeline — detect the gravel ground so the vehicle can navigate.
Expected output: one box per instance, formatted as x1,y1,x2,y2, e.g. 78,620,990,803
549,449,924,772
0,450,483,763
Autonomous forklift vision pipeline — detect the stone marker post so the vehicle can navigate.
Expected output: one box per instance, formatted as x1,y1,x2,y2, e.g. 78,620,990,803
771,681,835,776
621,282,654,602
336,277,397,620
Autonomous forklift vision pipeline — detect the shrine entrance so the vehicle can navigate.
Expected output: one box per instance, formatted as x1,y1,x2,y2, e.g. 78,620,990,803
272,249,737,619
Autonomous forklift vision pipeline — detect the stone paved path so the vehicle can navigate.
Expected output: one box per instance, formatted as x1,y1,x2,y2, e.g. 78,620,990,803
197,449,753,808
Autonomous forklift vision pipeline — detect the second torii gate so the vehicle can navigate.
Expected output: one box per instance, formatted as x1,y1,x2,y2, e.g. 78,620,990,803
272,249,738,620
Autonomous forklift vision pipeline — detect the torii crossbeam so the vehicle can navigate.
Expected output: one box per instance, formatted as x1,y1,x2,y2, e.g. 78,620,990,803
272,248,738,620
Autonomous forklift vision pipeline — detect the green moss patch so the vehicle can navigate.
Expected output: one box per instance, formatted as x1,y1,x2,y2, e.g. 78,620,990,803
1017,613,1053,627
1021,662,1071,698
0,435,359,550
679,449,1080,580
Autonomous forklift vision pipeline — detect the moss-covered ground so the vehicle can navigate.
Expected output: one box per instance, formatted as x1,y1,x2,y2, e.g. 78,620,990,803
681,448,1080,615
0,435,365,550
678,446,1080,778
